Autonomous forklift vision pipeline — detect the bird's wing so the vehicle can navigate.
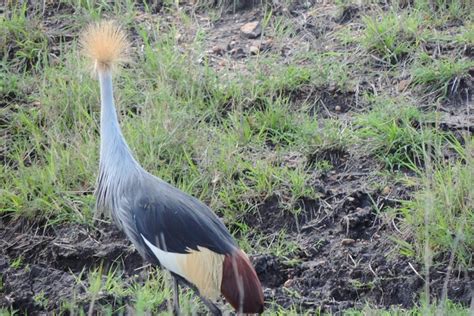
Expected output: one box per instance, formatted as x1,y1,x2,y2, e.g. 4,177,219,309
125,175,264,309
131,177,236,256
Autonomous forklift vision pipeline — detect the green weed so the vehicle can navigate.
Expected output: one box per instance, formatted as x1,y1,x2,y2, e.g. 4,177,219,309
0,63,25,100
399,140,473,269
69,265,181,314
9,257,23,269
0,308,19,316
61,0,138,23
131,270,171,314
1,4,49,72
412,0,472,20
355,98,440,170
344,298,471,315
411,53,474,100
33,291,49,309
361,10,423,64
306,119,352,169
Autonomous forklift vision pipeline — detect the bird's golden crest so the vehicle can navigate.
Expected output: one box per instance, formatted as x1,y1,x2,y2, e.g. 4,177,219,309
80,20,130,73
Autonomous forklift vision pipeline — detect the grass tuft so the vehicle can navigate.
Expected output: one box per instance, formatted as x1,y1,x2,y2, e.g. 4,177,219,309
1,4,49,72
399,138,473,269
411,53,474,100
355,97,441,170
361,10,423,64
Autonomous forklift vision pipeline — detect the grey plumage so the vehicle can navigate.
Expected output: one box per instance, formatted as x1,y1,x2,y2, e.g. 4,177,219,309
94,71,236,264
84,21,264,314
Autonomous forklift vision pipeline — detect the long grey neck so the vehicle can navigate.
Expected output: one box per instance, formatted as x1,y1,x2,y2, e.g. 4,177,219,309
96,71,142,214
98,71,140,173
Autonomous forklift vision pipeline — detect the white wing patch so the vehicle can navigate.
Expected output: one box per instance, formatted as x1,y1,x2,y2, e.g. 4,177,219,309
141,234,187,278
141,234,225,300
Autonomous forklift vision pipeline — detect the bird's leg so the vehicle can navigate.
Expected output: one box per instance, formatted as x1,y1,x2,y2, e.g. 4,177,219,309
198,296,222,316
172,276,222,316
172,276,180,316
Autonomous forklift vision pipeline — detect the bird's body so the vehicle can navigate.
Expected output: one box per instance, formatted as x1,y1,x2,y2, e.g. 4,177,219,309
82,22,264,314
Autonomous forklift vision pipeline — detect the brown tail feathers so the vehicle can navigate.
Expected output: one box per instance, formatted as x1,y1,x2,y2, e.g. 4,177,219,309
221,250,264,314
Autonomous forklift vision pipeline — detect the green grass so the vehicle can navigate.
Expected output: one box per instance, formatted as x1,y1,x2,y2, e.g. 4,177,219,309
344,298,472,315
398,138,473,269
62,266,179,314
1,4,49,72
411,0,472,20
1,3,321,231
411,53,474,100
1,56,98,223
360,10,422,64
355,97,442,170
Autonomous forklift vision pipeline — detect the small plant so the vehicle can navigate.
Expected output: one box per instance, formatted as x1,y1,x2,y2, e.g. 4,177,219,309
411,53,474,100
0,63,23,100
0,4,49,72
344,299,471,315
285,167,317,204
314,160,333,173
266,229,300,258
413,0,471,20
0,308,19,316
307,119,351,169
355,98,440,170
361,11,422,64
33,291,49,308
132,269,170,314
251,100,299,145
399,145,473,269
350,279,375,291
10,257,23,269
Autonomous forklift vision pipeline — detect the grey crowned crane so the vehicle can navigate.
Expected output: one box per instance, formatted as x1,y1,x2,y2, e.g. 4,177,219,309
81,21,264,315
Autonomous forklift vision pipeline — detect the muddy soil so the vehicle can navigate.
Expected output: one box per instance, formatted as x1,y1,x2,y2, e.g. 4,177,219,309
0,218,143,312
1,1,473,314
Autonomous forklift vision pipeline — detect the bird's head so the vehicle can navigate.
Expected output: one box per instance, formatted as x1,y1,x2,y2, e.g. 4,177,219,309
80,20,130,74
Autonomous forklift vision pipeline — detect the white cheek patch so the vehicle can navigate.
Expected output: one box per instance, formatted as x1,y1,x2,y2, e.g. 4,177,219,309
141,234,187,278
